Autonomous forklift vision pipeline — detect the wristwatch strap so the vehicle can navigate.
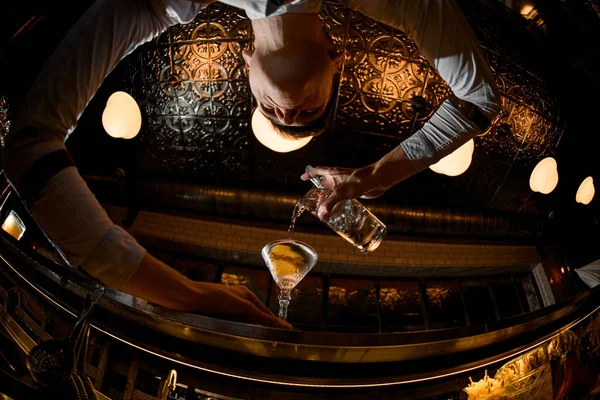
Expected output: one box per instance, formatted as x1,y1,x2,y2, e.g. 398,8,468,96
448,93,492,131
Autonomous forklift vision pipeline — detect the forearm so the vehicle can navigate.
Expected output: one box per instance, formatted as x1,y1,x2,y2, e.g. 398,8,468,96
369,145,418,189
121,253,294,329
14,160,205,312
121,253,202,312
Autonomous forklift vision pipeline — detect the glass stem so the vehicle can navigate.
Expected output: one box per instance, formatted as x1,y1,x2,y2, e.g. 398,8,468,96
278,287,291,320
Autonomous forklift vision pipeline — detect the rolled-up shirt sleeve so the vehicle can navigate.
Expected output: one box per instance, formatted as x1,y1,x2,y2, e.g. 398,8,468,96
343,0,501,171
30,167,147,289
3,0,203,289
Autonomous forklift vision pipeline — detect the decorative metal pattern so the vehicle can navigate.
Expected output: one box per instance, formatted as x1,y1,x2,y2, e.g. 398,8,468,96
0,95,9,147
124,0,450,176
321,2,449,137
124,4,252,178
121,0,565,213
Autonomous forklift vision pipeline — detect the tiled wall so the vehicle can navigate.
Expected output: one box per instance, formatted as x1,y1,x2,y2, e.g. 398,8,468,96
105,206,540,277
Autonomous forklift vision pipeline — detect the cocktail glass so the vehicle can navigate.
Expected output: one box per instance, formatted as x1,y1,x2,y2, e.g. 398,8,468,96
261,239,318,321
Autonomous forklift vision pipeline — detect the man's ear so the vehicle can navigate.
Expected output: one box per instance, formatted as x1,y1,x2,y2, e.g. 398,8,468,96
331,51,346,72
242,49,253,67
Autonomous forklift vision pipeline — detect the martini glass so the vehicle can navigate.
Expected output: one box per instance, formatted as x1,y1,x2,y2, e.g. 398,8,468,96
261,239,318,321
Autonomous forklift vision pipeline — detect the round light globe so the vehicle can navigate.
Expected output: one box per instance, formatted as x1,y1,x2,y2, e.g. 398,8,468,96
429,139,475,177
576,176,595,205
529,157,559,194
102,91,142,139
251,109,312,153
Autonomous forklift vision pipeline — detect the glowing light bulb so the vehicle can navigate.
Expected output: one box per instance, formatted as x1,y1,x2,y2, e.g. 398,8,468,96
576,176,595,205
102,91,142,139
529,157,558,194
520,4,534,16
429,139,474,177
251,109,312,153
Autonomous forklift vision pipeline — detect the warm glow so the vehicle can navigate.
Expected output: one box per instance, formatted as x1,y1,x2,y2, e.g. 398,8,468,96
429,139,474,177
529,157,559,194
520,3,534,16
2,211,25,240
251,109,312,153
102,91,142,139
576,176,595,205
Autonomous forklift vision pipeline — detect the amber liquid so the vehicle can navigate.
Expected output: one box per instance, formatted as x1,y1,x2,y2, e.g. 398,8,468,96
265,241,317,290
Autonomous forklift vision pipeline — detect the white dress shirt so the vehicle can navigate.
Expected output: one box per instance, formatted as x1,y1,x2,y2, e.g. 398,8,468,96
219,0,321,19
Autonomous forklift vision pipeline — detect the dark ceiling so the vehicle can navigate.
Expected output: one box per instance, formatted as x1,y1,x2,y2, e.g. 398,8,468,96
1,0,600,261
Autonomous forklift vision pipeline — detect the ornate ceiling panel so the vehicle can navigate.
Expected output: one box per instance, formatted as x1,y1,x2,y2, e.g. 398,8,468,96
0,96,9,147
114,0,565,213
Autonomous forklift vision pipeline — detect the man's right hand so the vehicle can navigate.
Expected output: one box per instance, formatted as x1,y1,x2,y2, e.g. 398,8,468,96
193,282,293,329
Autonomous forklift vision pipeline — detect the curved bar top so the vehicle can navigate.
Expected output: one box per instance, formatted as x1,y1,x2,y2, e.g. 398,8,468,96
0,180,597,389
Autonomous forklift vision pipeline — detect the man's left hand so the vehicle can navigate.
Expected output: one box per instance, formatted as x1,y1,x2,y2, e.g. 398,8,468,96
300,165,390,219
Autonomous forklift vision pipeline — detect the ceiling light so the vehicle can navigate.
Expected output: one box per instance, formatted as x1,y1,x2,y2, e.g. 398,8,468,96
520,3,535,17
251,109,312,153
429,139,474,177
576,176,595,205
102,91,142,139
529,157,559,194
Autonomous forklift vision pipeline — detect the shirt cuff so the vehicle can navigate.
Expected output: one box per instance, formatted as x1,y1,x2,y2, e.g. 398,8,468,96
400,98,481,172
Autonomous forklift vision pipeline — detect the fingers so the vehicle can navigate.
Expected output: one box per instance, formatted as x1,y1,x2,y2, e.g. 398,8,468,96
301,166,351,191
230,286,293,329
300,166,332,181
300,166,351,182
314,190,329,212
318,186,348,219
360,187,387,199
239,286,276,316
239,299,293,329
198,283,293,329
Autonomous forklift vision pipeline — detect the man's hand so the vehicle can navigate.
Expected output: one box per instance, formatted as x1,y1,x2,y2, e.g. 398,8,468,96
194,282,293,329
301,165,389,219
300,146,419,219
121,253,292,329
